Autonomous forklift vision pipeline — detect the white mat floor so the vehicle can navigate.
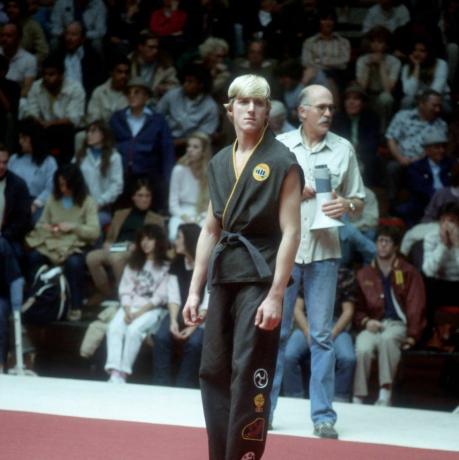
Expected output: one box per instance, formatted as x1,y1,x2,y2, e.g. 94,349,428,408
0,375,458,452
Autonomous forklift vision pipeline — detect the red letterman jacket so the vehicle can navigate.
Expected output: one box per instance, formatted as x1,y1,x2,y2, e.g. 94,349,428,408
355,256,427,342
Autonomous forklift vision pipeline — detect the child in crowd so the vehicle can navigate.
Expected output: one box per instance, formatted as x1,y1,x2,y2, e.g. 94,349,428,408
105,224,170,383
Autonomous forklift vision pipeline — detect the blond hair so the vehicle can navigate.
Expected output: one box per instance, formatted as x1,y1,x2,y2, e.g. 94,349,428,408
199,37,229,59
178,132,211,214
225,74,271,109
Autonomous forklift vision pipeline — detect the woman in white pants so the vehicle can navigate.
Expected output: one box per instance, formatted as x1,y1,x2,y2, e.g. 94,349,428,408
105,224,170,383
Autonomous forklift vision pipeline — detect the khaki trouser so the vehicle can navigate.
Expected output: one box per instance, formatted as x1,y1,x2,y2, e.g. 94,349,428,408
353,319,406,397
86,248,129,296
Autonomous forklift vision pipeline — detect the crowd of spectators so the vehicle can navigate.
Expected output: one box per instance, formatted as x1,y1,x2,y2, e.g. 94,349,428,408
0,0,458,406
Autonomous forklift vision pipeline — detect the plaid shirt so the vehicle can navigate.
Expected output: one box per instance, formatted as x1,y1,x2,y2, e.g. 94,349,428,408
301,33,350,70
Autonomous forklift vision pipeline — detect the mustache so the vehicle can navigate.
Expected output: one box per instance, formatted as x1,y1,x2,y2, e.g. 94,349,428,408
319,117,331,124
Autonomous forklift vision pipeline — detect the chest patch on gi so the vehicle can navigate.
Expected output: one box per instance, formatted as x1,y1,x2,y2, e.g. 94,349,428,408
252,163,270,182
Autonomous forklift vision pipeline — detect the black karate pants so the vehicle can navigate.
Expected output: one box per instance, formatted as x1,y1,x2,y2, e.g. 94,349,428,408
200,283,280,460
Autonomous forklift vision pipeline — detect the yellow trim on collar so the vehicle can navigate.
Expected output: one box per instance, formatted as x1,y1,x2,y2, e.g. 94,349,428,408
222,126,267,227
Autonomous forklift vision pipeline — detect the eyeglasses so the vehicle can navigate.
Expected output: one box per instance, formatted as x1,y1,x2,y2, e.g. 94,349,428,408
376,237,393,245
305,104,336,114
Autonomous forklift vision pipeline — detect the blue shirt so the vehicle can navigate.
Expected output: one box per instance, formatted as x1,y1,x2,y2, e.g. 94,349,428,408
381,271,401,320
428,159,443,190
8,153,57,206
386,109,448,159
126,107,152,137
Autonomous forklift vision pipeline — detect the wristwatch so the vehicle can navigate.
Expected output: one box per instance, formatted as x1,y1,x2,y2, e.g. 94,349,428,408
348,200,356,213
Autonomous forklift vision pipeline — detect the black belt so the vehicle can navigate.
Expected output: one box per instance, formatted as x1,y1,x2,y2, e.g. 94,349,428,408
207,230,272,288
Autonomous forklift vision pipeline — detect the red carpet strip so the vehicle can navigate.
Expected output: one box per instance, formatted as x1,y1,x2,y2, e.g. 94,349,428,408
0,410,457,460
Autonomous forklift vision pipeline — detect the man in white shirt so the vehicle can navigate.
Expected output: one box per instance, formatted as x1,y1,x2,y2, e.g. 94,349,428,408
23,54,85,164
59,21,105,97
87,55,129,124
0,22,36,97
423,202,459,309
270,84,365,439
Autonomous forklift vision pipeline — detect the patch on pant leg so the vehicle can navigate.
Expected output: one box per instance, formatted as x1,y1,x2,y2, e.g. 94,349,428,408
241,417,265,441
253,368,268,389
253,393,265,413
241,452,256,460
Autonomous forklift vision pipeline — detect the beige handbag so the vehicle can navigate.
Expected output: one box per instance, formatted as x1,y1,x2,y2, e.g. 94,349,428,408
80,305,118,358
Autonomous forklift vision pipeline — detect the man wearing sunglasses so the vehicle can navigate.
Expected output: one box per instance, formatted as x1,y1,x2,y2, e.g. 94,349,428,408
270,84,365,439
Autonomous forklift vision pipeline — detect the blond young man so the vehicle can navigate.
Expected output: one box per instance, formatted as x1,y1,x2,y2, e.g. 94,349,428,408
183,75,303,460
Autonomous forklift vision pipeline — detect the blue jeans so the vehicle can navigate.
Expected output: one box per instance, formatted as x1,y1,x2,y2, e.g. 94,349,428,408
270,259,339,425
339,222,376,267
283,328,356,400
0,297,10,365
152,313,204,388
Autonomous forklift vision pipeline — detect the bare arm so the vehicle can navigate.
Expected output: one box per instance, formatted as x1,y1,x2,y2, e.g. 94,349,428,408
322,191,364,220
293,297,308,337
21,76,35,98
387,138,412,165
254,167,302,330
168,301,180,325
183,201,221,325
331,301,354,339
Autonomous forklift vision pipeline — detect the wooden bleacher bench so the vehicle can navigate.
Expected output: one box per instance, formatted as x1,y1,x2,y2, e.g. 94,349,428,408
23,313,154,384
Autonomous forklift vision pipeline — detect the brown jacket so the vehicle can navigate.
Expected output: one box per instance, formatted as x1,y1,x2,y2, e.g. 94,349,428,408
355,257,426,342
26,195,100,264
105,208,165,244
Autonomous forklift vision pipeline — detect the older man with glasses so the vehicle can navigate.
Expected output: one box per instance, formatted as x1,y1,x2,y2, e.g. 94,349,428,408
270,84,365,439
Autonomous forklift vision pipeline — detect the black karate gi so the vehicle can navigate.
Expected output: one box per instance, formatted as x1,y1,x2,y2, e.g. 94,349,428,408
200,129,303,460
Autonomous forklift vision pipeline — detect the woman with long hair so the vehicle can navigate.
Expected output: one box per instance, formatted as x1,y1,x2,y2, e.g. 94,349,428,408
168,131,211,241
75,120,123,227
401,38,450,109
152,222,205,388
86,179,165,303
26,164,100,321
105,224,170,383
9,118,58,222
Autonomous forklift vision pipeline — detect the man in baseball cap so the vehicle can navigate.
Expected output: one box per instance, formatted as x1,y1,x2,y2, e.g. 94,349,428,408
400,129,455,225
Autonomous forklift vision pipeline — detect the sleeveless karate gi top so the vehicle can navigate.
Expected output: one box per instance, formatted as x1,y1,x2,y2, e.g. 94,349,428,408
207,129,304,285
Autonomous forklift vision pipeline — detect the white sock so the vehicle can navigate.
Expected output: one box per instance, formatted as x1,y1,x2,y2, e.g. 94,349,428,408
378,387,392,402
353,396,364,404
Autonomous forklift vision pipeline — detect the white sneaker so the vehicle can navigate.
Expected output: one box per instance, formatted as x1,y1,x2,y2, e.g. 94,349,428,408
375,398,391,406
108,373,126,384
101,300,120,309
352,396,365,404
